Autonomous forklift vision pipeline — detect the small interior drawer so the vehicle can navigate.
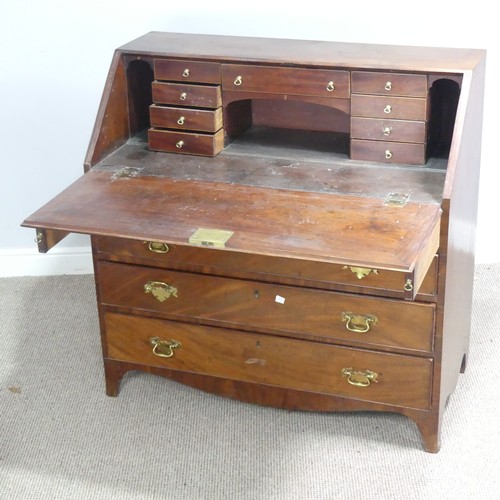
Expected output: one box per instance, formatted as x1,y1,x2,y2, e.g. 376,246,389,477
351,94,428,121
154,58,221,84
149,105,223,133
105,312,433,410
221,64,350,98
351,139,426,165
152,81,222,108
148,128,224,156
351,71,428,97
351,117,426,143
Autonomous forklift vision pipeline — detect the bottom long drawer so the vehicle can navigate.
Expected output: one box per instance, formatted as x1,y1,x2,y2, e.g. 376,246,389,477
105,312,432,410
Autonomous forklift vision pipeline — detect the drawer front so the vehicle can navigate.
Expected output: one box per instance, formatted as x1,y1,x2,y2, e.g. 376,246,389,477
352,71,427,97
221,64,350,98
152,82,222,108
98,261,435,352
105,312,433,410
351,94,427,121
154,59,220,84
351,139,426,165
351,117,426,143
95,237,438,300
148,128,224,156
149,105,223,132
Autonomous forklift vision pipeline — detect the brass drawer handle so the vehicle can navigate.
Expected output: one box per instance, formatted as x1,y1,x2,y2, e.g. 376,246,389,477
177,116,185,125
384,105,392,114
176,140,184,149
182,68,190,77
382,127,392,136
234,75,243,86
180,92,187,101
341,367,378,387
385,149,393,159
326,81,335,92
384,81,392,91
144,281,178,302
144,241,170,254
341,312,378,333
149,336,181,358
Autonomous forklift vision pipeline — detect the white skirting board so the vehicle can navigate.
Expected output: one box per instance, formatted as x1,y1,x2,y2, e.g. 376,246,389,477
0,246,94,277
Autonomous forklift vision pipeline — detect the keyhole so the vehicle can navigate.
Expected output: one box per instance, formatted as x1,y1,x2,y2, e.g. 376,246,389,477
254,290,260,298
256,341,261,349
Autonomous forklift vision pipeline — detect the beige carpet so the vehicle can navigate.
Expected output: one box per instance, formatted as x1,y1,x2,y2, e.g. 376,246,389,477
1,265,500,499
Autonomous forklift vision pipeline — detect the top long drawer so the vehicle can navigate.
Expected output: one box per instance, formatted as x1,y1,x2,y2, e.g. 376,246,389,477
221,64,350,98
94,237,438,301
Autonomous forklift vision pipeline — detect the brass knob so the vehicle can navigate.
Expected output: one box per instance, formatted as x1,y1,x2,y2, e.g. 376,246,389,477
385,81,392,91
382,127,392,136
404,278,414,292
326,81,335,92
385,150,393,159
384,105,392,114
180,92,187,101
177,116,185,125
176,140,184,149
182,68,190,77
234,75,243,86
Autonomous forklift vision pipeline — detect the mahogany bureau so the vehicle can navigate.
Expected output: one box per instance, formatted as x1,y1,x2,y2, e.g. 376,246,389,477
22,32,486,452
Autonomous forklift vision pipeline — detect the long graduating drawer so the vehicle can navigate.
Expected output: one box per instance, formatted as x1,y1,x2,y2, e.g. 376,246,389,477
351,71,428,97
152,81,222,108
351,117,426,143
98,261,436,353
105,312,433,410
149,105,223,132
351,139,426,165
154,59,221,84
95,236,438,300
221,64,350,98
351,94,427,121
148,128,224,157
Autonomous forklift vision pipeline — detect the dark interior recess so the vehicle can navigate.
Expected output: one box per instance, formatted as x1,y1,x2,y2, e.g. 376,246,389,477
427,79,460,159
126,60,154,136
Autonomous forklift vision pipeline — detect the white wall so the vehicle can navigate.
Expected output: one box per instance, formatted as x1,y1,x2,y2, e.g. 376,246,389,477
1,1,498,276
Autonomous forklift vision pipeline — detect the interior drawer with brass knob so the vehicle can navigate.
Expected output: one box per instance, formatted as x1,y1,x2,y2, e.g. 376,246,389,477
105,312,433,410
148,128,224,156
351,94,428,121
149,105,223,133
351,139,426,165
152,81,222,108
94,237,439,301
351,71,428,97
221,64,350,98
351,117,426,143
98,261,436,353
154,58,221,84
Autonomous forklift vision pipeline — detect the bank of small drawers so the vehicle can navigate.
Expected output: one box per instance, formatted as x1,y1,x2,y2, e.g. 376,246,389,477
148,59,224,157
350,71,428,165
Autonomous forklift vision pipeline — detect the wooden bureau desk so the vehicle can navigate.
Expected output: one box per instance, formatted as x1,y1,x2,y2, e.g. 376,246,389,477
22,32,486,452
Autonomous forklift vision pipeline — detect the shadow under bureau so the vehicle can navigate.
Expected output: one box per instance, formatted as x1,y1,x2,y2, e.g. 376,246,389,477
22,32,486,452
